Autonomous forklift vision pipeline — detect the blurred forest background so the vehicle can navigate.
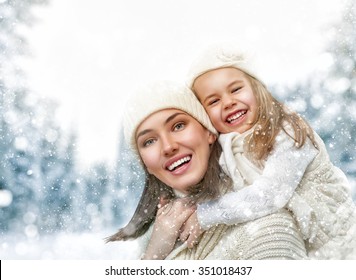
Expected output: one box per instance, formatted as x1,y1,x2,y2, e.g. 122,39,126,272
0,0,355,258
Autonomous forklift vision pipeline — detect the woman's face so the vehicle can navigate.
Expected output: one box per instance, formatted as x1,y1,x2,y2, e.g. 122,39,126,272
136,109,216,194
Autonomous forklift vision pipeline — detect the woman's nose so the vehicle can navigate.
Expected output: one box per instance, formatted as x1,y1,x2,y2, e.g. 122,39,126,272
161,135,178,156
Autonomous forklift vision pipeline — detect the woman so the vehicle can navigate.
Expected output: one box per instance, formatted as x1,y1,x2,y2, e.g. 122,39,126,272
106,81,307,260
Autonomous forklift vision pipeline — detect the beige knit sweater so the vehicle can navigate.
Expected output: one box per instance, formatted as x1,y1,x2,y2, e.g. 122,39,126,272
199,126,356,259
165,209,307,260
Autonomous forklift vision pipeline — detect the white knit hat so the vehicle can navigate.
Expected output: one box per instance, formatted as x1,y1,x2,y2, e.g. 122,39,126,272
122,80,217,154
186,44,260,89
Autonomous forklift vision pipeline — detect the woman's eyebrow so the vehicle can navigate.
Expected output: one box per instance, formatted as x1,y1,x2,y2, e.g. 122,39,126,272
136,112,185,140
165,112,185,124
136,129,152,140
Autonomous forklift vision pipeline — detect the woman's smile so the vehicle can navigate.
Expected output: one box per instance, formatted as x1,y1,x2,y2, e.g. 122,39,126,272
136,109,216,193
165,154,192,172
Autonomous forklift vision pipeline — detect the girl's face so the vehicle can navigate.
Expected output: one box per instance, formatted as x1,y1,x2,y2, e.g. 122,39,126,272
193,67,257,134
136,109,216,194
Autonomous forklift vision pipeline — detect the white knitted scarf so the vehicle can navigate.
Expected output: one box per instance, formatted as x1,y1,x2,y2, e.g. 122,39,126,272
218,128,262,190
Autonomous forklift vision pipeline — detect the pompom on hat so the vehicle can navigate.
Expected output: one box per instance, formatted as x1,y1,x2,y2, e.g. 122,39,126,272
122,80,218,154
186,44,261,89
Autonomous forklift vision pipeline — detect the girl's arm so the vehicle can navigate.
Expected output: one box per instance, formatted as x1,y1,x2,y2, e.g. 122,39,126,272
141,199,195,259
197,131,318,230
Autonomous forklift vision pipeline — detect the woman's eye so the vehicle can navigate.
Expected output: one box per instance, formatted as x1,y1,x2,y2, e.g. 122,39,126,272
143,138,156,147
173,122,185,131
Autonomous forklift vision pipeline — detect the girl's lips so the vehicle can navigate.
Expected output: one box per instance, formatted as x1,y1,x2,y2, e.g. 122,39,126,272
225,110,247,125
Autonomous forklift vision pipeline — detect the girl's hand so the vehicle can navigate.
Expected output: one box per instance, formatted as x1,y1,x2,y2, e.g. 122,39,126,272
142,199,195,259
179,211,205,248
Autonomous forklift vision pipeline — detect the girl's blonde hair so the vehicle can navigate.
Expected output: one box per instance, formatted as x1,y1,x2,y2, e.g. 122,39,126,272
244,74,317,160
105,141,231,242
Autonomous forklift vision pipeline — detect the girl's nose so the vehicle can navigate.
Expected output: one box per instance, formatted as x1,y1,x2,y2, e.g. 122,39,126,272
222,94,236,109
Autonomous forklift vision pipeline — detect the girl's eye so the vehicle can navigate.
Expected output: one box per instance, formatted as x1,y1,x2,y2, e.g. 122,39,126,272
173,122,185,131
232,87,242,93
143,138,156,147
208,99,219,106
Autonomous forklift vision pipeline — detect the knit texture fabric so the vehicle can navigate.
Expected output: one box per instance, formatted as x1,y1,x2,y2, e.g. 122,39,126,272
201,124,356,259
288,133,356,259
166,209,307,260
122,81,217,154
186,44,260,89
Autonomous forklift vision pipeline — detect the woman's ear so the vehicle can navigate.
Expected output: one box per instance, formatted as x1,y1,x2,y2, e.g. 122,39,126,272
208,132,217,145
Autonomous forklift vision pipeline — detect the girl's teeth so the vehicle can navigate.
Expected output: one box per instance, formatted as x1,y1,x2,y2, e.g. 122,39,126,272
168,156,191,171
227,111,246,122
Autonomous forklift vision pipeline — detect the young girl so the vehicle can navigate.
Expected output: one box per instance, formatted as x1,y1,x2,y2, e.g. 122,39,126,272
182,45,356,259
106,81,307,260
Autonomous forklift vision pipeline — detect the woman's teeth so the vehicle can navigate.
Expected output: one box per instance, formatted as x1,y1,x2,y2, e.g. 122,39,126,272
168,156,191,171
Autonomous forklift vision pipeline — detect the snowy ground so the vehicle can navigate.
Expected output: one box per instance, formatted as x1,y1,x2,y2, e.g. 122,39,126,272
0,230,139,260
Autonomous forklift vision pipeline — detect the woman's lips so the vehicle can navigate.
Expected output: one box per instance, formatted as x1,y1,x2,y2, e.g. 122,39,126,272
167,155,191,171
165,155,192,175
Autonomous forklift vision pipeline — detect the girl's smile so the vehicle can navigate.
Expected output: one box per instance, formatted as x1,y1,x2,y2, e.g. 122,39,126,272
193,67,257,134
225,109,248,125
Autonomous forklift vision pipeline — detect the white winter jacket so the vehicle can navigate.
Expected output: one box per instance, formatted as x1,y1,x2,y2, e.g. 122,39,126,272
197,126,356,259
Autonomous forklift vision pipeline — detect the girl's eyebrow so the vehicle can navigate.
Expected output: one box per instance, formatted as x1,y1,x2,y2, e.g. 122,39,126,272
203,79,244,102
136,112,186,140
203,93,217,102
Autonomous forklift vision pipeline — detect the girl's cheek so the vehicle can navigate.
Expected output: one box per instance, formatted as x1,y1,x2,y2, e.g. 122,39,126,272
209,109,221,123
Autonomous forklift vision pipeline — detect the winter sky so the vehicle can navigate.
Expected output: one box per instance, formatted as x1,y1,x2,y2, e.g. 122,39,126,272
21,0,347,168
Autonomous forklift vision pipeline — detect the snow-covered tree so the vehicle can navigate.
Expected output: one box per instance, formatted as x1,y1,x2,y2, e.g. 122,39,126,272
321,0,356,178
279,0,356,197
0,0,83,235
0,0,49,232
109,128,145,228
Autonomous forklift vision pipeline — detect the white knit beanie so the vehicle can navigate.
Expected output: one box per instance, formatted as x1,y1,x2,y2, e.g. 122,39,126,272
186,44,260,89
122,81,218,154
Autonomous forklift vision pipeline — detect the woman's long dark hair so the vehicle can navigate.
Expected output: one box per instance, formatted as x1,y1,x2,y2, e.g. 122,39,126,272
105,141,231,242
